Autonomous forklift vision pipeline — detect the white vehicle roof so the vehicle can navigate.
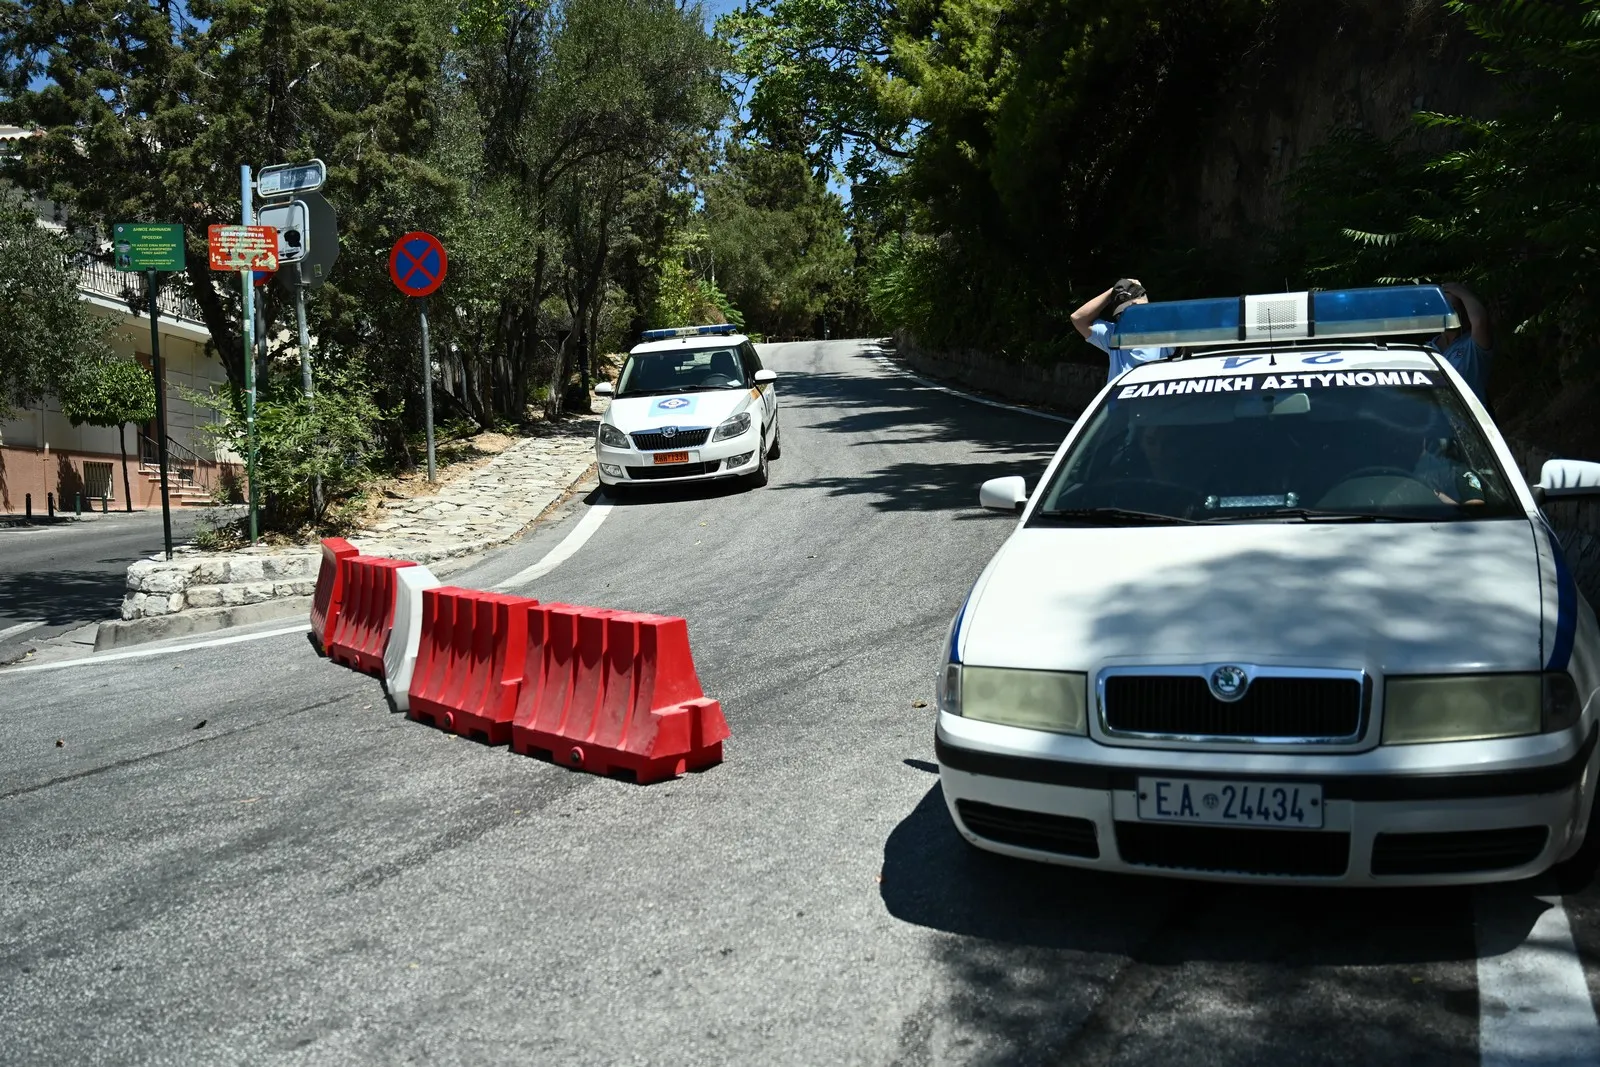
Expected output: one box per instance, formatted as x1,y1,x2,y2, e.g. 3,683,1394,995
1117,344,1443,385
629,334,750,356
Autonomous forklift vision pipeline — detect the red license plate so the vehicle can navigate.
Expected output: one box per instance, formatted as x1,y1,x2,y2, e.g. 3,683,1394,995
653,451,690,464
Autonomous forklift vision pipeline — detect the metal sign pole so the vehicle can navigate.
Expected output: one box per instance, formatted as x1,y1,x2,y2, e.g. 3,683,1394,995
418,296,436,483
147,269,173,561
241,165,259,545
295,262,313,399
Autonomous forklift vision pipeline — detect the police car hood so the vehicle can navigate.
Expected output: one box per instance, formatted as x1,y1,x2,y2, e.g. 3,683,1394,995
606,388,754,432
960,519,1544,673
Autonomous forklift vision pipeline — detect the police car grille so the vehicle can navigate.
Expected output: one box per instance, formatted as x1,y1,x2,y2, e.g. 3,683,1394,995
625,461,721,480
1103,676,1363,740
956,801,1099,858
631,428,710,450
1115,822,1350,877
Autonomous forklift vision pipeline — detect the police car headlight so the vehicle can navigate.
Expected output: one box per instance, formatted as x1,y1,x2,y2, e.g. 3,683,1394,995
598,424,630,449
713,413,752,441
956,666,1088,735
1382,674,1542,744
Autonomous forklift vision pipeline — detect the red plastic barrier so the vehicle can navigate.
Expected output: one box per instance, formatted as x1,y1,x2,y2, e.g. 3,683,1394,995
407,587,536,744
510,606,728,783
309,537,358,654
326,555,417,675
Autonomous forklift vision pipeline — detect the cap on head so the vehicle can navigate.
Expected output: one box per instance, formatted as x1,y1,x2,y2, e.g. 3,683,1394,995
1108,278,1148,319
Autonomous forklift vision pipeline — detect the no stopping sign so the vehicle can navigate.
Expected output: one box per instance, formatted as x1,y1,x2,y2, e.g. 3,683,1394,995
388,232,448,297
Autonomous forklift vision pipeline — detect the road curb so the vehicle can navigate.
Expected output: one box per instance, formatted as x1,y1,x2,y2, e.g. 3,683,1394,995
94,597,316,651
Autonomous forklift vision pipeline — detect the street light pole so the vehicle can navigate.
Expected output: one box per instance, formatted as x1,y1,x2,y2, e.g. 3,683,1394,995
147,270,173,561
241,165,259,545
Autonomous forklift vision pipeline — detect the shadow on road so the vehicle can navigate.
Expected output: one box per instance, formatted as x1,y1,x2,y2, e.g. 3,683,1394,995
881,781,1522,1064
0,568,127,627
770,360,1062,513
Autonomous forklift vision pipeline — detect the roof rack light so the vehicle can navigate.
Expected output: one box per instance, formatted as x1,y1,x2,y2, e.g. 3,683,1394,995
639,323,739,341
1108,285,1459,349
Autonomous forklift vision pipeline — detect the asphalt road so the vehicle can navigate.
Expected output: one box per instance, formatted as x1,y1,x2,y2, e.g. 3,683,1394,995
0,508,212,665
2,340,1598,1066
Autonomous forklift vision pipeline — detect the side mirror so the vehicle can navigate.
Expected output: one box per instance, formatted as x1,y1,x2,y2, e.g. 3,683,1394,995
753,369,778,384
594,381,615,396
1535,459,1600,502
979,476,1028,512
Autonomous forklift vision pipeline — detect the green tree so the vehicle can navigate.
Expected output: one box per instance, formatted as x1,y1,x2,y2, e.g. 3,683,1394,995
697,140,854,338
0,0,447,394
0,196,109,417
193,364,390,531
58,357,158,512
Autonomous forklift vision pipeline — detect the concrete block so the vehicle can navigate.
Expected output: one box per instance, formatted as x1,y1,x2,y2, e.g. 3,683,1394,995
141,566,196,595
195,559,230,584
186,585,225,609
263,555,314,580
226,558,266,583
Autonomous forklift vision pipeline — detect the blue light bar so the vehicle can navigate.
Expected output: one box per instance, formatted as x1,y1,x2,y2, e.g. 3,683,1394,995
1109,285,1459,349
639,323,739,341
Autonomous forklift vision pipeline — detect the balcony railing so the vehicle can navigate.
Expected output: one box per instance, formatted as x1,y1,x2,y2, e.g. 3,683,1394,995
76,259,207,325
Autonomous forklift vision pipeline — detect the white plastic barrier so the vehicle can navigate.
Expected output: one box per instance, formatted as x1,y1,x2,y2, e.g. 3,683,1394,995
383,564,442,712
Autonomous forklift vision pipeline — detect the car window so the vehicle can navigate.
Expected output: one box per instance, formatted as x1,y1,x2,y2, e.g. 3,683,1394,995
740,342,764,377
616,347,748,397
1031,363,1521,525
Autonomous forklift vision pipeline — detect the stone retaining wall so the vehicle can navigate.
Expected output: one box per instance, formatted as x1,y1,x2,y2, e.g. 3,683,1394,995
892,330,1104,416
122,553,319,619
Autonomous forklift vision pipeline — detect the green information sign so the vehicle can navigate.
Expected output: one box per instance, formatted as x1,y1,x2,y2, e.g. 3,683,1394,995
112,222,185,272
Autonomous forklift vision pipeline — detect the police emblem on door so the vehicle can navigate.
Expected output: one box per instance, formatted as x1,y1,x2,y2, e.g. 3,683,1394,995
1208,665,1249,702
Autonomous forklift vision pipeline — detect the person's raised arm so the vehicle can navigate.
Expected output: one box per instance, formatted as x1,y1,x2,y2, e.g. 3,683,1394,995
1441,282,1493,349
1071,286,1117,340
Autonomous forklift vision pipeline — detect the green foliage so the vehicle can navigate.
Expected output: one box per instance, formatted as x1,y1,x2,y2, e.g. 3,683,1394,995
192,364,393,532
0,196,109,416
648,257,734,328
59,357,157,429
0,0,448,396
697,141,853,337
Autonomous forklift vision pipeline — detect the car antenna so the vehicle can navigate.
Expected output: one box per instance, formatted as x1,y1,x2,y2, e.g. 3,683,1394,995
1262,300,1279,366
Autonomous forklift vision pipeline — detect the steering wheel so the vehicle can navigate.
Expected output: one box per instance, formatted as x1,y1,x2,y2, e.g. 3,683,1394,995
699,374,737,388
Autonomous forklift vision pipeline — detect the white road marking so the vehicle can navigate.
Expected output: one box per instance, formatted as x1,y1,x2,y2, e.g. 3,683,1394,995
3,623,308,674
868,354,1076,425
0,620,45,642
494,501,614,590
1476,882,1600,1067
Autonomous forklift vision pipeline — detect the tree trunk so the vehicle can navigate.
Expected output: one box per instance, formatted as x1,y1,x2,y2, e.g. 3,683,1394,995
119,422,133,512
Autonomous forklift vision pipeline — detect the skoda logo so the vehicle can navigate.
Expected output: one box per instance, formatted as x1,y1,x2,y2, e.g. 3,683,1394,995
660,425,677,439
1208,665,1249,702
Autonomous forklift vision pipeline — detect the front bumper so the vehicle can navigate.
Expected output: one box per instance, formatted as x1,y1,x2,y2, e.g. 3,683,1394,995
935,713,1599,886
596,426,761,485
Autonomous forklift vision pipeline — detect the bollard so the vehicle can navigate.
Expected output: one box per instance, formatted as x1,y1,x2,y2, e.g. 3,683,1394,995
47,492,54,518
101,495,109,514
74,492,81,517
24,493,31,519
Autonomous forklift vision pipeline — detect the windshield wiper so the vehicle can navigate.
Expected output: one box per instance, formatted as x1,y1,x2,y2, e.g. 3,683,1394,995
1201,508,1410,523
1034,507,1199,526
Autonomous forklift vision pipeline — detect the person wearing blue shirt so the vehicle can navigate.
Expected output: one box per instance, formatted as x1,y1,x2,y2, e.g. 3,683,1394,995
1428,281,1494,404
1071,277,1177,382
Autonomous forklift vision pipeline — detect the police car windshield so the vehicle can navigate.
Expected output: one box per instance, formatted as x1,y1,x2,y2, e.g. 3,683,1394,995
1032,360,1521,526
616,347,747,397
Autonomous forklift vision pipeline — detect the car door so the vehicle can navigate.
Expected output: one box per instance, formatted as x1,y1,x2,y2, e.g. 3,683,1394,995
741,342,777,435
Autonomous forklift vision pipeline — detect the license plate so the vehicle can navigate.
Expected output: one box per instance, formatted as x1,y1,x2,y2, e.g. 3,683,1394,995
653,451,689,464
1136,777,1323,829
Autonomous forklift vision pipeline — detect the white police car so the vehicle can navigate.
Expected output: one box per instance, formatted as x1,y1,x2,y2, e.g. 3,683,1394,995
594,325,780,492
937,285,1600,885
